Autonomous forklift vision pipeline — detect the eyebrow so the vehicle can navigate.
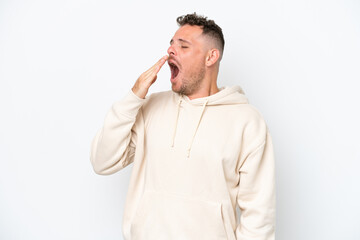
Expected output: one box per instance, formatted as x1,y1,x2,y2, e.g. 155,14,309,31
169,38,192,45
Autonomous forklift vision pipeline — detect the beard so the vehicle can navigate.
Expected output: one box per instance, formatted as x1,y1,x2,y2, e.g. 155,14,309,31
173,66,206,96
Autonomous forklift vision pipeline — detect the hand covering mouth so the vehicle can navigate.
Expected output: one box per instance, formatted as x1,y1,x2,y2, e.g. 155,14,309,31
168,59,180,80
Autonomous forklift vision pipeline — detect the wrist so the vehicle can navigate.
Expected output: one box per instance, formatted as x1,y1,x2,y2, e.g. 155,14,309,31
132,86,147,99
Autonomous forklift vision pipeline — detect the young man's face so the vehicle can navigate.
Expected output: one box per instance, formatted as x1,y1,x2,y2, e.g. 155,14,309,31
167,24,208,96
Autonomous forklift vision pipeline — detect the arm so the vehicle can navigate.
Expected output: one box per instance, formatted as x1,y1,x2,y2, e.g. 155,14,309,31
90,55,169,175
235,129,276,240
90,90,146,175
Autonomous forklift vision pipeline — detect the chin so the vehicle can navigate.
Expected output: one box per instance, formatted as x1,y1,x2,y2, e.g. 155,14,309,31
171,85,179,93
170,80,180,92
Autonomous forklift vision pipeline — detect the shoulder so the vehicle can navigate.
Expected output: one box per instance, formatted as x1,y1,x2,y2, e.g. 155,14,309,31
140,90,174,117
237,103,269,149
234,102,268,129
148,90,173,101
143,90,173,107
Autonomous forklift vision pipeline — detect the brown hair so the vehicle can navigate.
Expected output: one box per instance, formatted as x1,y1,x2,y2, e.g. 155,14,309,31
176,12,225,57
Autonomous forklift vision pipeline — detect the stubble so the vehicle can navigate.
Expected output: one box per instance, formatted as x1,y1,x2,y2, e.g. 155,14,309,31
175,66,205,96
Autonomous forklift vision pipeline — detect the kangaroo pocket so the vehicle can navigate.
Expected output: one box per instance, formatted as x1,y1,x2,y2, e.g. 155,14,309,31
130,190,228,240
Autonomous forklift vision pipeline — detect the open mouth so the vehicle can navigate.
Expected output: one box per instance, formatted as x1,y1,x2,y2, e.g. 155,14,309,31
168,60,179,81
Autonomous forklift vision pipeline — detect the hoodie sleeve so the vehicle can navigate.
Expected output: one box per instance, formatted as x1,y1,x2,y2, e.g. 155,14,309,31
90,89,147,175
235,128,276,240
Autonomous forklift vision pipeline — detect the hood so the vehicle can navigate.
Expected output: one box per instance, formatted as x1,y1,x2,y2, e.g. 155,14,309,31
170,86,249,158
180,85,248,106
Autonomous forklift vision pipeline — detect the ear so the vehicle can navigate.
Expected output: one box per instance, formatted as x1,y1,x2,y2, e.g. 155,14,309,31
205,48,220,67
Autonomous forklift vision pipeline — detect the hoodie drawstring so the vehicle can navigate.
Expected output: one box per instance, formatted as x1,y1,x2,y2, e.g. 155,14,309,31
170,95,209,158
171,96,183,147
187,99,208,158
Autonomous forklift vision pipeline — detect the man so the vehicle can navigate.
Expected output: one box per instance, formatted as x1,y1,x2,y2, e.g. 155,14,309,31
90,13,276,240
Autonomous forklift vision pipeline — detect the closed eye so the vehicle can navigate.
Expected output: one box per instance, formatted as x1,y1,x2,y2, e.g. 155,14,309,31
181,46,189,49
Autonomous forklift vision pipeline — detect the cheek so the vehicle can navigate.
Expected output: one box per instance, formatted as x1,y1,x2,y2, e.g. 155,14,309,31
180,51,206,72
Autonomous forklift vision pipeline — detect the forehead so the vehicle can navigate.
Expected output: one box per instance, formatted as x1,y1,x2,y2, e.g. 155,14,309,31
171,24,204,42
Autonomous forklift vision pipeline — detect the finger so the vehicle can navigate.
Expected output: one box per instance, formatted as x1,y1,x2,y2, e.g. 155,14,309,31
144,55,169,75
152,55,169,75
155,55,169,68
157,55,169,69
140,55,169,85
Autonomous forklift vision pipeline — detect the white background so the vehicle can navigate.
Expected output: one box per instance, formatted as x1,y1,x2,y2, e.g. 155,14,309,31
1,0,359,239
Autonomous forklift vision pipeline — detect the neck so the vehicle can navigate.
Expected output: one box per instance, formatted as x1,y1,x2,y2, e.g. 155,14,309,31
186,70,219,100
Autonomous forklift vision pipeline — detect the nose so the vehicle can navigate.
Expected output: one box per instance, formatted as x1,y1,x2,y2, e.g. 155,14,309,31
167,44,176,56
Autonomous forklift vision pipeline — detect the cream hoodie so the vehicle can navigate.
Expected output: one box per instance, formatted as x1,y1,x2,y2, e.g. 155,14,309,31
90,86,276,240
